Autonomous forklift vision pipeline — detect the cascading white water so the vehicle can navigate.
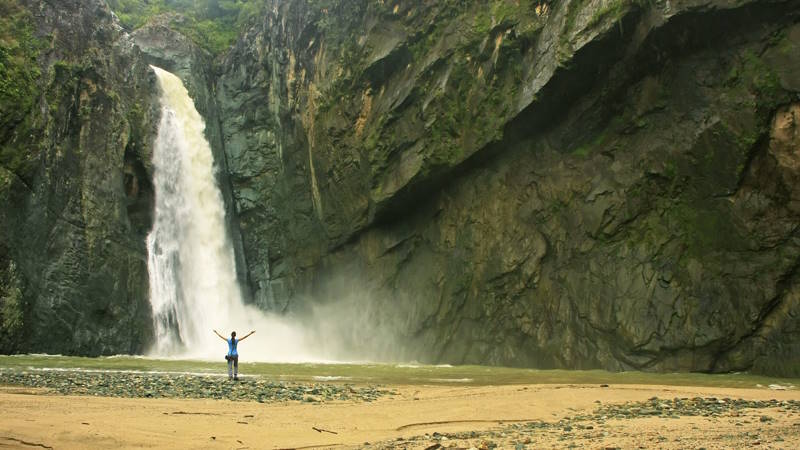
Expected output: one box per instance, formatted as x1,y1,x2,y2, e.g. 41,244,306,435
146,66,319,361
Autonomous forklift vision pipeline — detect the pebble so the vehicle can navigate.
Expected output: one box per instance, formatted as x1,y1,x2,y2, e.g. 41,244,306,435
364,395,800,449
0,370,395,403
593,397,800,420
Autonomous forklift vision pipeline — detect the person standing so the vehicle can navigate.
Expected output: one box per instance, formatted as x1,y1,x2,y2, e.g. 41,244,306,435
213,329,255,380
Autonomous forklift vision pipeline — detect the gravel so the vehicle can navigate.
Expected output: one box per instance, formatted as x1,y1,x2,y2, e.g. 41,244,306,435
0,370,395,403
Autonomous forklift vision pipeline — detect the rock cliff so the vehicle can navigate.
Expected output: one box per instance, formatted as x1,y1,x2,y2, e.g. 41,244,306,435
217,0,800,375
0,0,156,354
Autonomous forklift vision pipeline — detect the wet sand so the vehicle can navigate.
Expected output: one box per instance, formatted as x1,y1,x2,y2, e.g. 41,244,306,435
1,383,798,449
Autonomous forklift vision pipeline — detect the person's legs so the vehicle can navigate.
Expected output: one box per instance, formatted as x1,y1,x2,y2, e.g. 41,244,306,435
227,357,233,380
233,356,239,380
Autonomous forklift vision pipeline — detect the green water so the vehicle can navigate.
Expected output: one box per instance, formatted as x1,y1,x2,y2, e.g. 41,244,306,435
0,355,797,389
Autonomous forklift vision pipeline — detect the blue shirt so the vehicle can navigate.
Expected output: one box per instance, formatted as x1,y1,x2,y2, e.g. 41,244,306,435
227,338,238,357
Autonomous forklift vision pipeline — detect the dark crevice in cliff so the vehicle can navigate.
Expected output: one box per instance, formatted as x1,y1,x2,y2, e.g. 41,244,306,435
0,111,36,149
710,252,800,372
721,131,770,199
123,144,154,240
604,319,733,372
0,162,35,194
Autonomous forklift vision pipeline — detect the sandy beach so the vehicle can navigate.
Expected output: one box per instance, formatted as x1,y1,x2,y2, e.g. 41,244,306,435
1,381,799,449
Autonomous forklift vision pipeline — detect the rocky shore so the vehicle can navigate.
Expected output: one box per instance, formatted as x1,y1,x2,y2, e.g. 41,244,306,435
1,378,798,449
0,370,394,403
372,396,800,449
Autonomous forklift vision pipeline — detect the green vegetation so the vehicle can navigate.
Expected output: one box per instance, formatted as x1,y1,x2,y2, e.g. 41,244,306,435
742,51,784,102
470,0,532,35
586,0,629,30
564,0,653,42
0,0,44,180
106,0,264,54
1,355,798,388
0,259,25,352
0,261,23,336
571,130,611,157
562,0,583,35
570,115,628,157
725,49,786,106
0,0,42,131
670,203,738,256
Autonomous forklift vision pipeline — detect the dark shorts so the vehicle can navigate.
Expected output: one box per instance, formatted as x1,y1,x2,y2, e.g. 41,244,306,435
227,355,238,366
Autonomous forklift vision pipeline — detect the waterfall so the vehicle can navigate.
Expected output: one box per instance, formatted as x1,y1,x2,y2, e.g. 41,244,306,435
146,66,317,362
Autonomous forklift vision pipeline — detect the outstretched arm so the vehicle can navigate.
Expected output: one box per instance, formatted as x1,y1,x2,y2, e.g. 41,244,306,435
213,329,227,341
239,330,256,341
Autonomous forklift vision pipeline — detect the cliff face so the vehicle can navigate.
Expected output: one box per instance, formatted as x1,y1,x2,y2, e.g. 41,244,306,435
0,0,156,354
217,0,800,375
2,0,799,375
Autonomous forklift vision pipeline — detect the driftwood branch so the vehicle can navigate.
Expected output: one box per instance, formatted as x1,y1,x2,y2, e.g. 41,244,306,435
1,436,54,449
